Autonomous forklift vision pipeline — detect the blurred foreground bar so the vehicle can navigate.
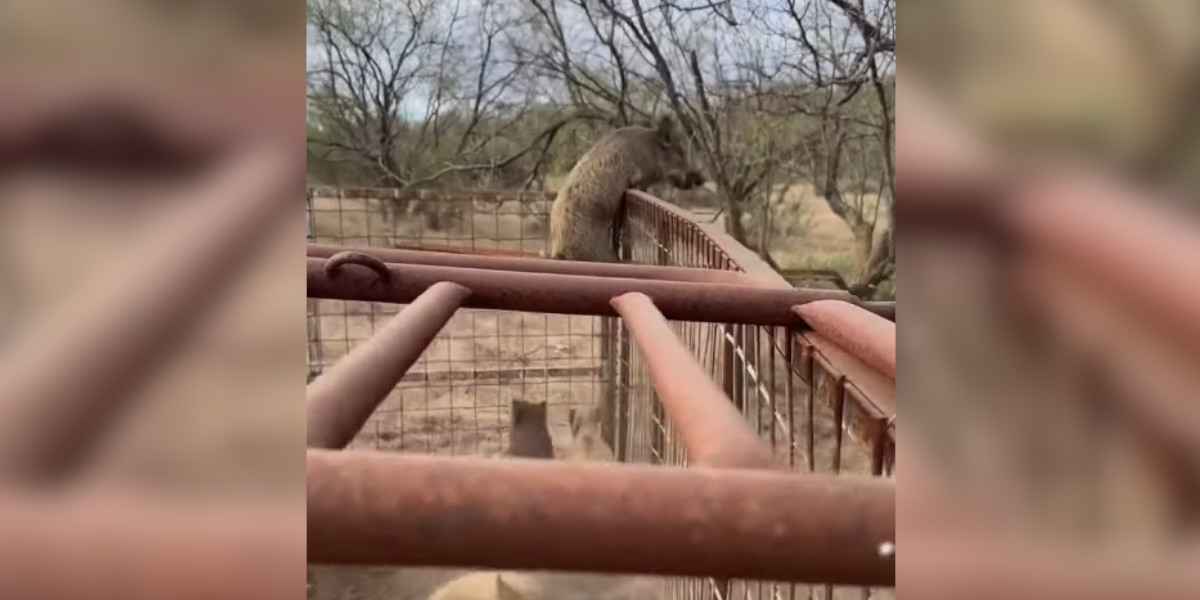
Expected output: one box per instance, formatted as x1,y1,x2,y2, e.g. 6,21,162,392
0,491,304,600
0,144,302,482
307,450,895,586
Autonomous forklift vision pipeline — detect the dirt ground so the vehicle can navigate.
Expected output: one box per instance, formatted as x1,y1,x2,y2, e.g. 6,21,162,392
312,303,606,456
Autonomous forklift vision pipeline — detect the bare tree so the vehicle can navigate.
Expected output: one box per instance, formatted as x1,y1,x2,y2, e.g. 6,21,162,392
307,0,440,186
852,0,895,295
758,0,894,295
307,0,603,197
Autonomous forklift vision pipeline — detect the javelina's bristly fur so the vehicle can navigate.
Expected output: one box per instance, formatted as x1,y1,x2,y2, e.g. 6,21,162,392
562,404,616,462
549,115,704,262
507,399,554,459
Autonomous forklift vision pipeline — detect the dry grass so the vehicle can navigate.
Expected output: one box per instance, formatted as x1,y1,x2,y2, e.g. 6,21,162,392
659,180,889,283
770,182,889,271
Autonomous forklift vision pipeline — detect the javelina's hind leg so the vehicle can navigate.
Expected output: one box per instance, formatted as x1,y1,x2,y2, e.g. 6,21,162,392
611,192,629,262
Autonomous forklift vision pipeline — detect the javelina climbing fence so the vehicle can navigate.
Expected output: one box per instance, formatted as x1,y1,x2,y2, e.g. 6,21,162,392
305,187,897,599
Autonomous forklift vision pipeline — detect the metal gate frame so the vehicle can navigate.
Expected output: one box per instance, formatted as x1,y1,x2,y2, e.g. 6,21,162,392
304,188,898,590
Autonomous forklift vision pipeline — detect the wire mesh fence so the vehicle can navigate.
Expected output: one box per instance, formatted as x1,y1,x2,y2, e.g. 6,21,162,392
306,188,605,457
305,187,895,599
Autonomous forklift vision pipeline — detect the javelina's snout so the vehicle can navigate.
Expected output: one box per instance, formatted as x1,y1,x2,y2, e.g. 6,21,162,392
669,170,705,190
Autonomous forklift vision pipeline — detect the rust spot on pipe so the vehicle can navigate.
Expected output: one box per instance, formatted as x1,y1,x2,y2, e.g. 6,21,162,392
611,292,773,469
793,301,896,380
323,250,392,283
306,450,895,586
307,281,472,449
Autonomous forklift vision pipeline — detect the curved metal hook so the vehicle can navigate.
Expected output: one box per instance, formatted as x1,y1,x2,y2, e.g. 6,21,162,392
323,251,392,283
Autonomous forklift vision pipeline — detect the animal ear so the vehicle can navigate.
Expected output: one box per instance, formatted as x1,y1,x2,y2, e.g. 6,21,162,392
496,575,524,600
654,114,679,142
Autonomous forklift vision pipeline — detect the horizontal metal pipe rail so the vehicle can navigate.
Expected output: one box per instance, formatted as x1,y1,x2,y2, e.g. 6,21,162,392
793,301,896,380
306,450,895,586
306,281,472,449
611,292,773,469
307,257,865,325
307,243,768,287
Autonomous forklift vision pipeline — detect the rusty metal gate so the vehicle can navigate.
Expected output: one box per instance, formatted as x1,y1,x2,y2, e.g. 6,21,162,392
305,187,897,599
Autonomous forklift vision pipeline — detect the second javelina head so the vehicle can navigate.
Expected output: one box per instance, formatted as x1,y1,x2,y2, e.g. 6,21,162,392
513,399,547,426
649,114,704,189
565,404,616,462
508,399,554,459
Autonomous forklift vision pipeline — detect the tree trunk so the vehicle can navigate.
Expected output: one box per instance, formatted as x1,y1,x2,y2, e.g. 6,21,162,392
723,192,780,269
724,196,750,246
853,225,894,299
852,222,875,276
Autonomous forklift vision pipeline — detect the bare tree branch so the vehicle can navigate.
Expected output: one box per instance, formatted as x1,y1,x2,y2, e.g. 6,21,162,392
397,111,606,190
823,0,894,52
